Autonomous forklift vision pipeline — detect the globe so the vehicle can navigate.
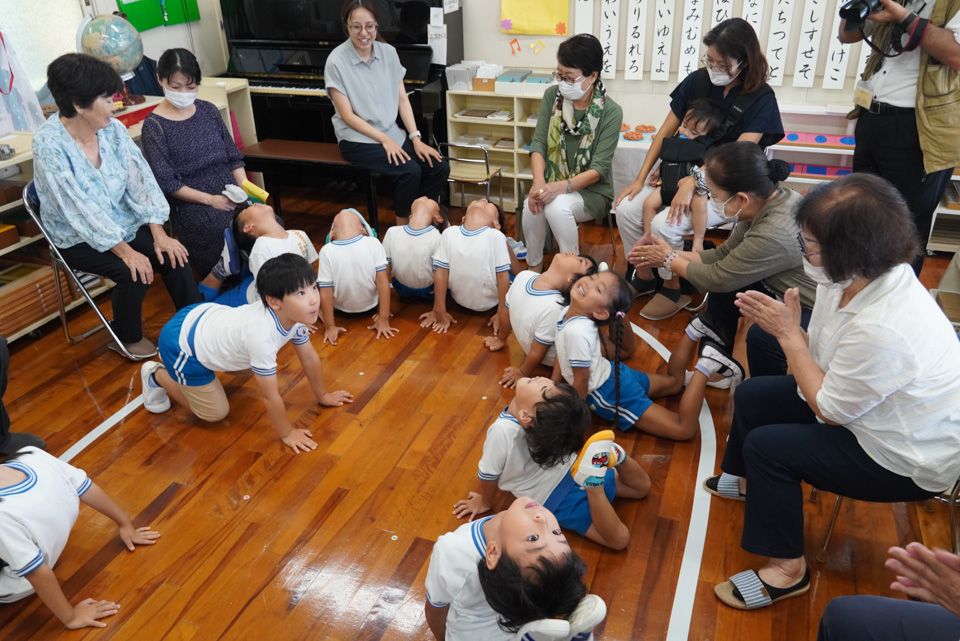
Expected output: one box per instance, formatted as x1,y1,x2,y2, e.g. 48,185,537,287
78,14,144,78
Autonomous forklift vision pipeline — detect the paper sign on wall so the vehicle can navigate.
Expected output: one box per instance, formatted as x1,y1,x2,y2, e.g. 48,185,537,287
624,0,647,80
501,0,569,35
575,0,595,35
443,0,459,14
599,0,620,79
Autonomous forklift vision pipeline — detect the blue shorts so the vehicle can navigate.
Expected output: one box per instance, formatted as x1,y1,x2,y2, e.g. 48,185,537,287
544,468,617,536
209,274,254,307
159,304,216,387
391,277,434,300
587,361,653,430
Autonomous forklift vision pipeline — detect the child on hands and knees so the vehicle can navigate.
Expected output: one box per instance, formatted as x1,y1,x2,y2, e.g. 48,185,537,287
425,496,588,640
454,377,650,550
317,209,397,344
0,447,159,629
484,253,597,388
421,199,511,334
381,196,445,300
554,271,743,441
197,203,319,307
140,254,353,454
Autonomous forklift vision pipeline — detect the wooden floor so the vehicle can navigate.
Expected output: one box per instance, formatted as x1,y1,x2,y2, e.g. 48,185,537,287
0,187,953,641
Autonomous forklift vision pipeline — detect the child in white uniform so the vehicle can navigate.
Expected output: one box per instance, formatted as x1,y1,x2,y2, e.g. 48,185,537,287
453,377,650,550
382,196,444,300
0,447,159,629
317,209,397,345
484,253,597,388
420,199,510,333
424,496,587,640
141,255,354,454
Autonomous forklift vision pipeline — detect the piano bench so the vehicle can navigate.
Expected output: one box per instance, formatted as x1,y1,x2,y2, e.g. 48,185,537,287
242,139,379,232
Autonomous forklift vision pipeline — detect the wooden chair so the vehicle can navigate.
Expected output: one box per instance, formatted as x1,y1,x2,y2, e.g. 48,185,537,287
440,142,503,212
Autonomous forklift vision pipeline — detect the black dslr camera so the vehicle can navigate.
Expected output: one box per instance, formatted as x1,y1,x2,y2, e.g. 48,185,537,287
840,0,884,31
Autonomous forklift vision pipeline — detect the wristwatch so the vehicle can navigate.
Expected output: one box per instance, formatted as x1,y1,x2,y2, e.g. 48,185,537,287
409,130,422,140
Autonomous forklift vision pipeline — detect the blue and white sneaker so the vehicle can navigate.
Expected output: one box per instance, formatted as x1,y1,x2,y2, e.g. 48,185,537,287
140,361,170,413
507,236,527,259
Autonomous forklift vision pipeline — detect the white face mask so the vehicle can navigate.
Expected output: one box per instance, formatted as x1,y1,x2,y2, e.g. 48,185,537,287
558,78,590,101
707,62,742,87
709,193,741,224
164,88,198,110
802,259,853,290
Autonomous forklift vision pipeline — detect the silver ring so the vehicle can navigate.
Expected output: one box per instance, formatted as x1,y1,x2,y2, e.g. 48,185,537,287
759,304,765,310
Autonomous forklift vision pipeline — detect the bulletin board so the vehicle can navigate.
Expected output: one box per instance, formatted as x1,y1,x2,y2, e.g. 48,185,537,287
117,0,200,32
501,0,569,36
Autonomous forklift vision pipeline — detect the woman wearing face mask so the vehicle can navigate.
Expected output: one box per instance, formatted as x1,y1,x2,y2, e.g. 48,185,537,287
615,18,784,320
141,48,246,280
521,34,623,272
631,142,814,378
702,172,960,612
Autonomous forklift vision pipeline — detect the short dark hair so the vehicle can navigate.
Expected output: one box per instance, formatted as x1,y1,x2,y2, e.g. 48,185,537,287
794,174,920,282
157,48,202,85
557,256,601,302
703,141,791,199
524,382,591,468
684,98,725,134
341,0,385,40
557,34,604,78
47,54,123,118
478,551,587,633
703,18,769,94
232,206,257,254
255,254,317,305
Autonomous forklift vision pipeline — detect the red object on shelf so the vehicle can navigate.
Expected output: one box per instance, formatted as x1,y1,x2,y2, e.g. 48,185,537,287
114,103,158,129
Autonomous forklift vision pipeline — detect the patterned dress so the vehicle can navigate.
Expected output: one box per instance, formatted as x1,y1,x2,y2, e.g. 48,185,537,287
141,100,245,278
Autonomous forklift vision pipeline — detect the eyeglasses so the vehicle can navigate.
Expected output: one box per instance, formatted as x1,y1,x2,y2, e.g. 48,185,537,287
700,54,741,74
551,70,584,84
796,232,822,258
348,23,378,34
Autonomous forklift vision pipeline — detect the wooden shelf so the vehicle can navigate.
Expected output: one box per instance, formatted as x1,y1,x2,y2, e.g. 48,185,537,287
5,283,113,342
0,233,43,258
0,199,24,215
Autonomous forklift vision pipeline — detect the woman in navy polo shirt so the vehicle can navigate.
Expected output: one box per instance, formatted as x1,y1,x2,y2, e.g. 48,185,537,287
614,18,784,320
324,0,449,227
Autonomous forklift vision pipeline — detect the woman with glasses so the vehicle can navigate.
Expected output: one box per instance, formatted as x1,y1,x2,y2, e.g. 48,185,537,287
631,142,814,378
702,172,960,611
521,33,623,272
615,18,784,320
324,0,449,226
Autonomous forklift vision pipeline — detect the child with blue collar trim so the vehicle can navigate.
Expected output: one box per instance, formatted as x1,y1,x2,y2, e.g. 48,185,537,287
0,447,160,629
317,209,397,345
452,377,650,550
140,254,354,454
425,496,588,640
381,196,445,300
553,270,743,440
420,199,511,334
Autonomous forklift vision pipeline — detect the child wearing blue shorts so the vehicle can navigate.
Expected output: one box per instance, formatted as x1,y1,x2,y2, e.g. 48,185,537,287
381,196,444,300
140,254,353,454
453,377,651,550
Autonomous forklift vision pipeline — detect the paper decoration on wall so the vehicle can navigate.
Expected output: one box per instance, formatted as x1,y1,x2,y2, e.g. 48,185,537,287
510,38,521,54
741,0,766,33
764,0,796,86
624,0,648,80
116,0,200,31
711,0,734,28
678,0,704,79
531,39,546,53
651,0,674,81
574,0,595,35
822,2,852,89
501,0,569,35
599,0,620,79
791,0,827,87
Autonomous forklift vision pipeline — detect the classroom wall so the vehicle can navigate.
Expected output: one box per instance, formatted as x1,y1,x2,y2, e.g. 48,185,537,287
463,0,868,130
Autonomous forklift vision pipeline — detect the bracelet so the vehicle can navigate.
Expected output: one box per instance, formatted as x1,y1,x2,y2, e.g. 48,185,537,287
663,251,678,269
566,178,573,194
409,130,422,140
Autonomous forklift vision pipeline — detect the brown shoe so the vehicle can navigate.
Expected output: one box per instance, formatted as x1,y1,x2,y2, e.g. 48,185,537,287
640,292,691,320
108,337,157,360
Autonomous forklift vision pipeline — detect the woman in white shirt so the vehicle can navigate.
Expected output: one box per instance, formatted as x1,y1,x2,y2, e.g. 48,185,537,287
703,173,960,611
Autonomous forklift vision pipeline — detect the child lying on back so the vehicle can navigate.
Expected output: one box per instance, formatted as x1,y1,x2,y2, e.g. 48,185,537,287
381,196,444,300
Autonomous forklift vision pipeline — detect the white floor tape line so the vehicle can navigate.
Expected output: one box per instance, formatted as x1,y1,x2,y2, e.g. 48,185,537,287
59,395,144,463
631,323,716,641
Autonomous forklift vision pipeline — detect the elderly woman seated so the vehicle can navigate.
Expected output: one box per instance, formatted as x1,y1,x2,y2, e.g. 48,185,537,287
32,54,200,359
702,173,960,610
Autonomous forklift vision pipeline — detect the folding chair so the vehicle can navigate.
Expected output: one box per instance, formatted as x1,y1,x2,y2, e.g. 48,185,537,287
22,182,136,360
440,142,503,212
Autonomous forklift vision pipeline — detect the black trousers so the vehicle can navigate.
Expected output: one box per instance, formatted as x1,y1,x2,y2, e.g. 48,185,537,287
818,596,960,641
721,376,936,559
0,336,9,452
705,282,812,377
853,110,954,275
60,225,201,343
339,138,450,219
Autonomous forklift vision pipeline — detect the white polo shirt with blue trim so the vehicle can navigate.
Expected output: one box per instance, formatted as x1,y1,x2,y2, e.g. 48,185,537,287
555,307,611,394
504,271,564,366
382,224,441,290
433,225,510,312
317,234,388,313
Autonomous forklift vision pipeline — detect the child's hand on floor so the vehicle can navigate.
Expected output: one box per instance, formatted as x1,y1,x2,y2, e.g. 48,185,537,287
66,598,120,629
281,428,318,454
498,366,524,388
304,323,319,334
419,311,457,333
483,336,505,351
319,390,354,407
453,492,491,521
119,525,160,551
368,313,399,340
486,314,500,336
323,325,347,345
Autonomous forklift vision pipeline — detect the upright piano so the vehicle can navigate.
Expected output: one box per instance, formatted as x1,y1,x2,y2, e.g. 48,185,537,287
216,0,463,145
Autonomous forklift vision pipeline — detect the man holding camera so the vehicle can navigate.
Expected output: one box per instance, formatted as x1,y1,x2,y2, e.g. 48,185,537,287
839,0,960,275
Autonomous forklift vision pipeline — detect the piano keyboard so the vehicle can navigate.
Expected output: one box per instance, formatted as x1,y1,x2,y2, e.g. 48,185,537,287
250,85,327,97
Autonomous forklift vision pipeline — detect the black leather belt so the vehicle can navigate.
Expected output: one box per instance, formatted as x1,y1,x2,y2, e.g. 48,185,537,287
868,100,916,115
